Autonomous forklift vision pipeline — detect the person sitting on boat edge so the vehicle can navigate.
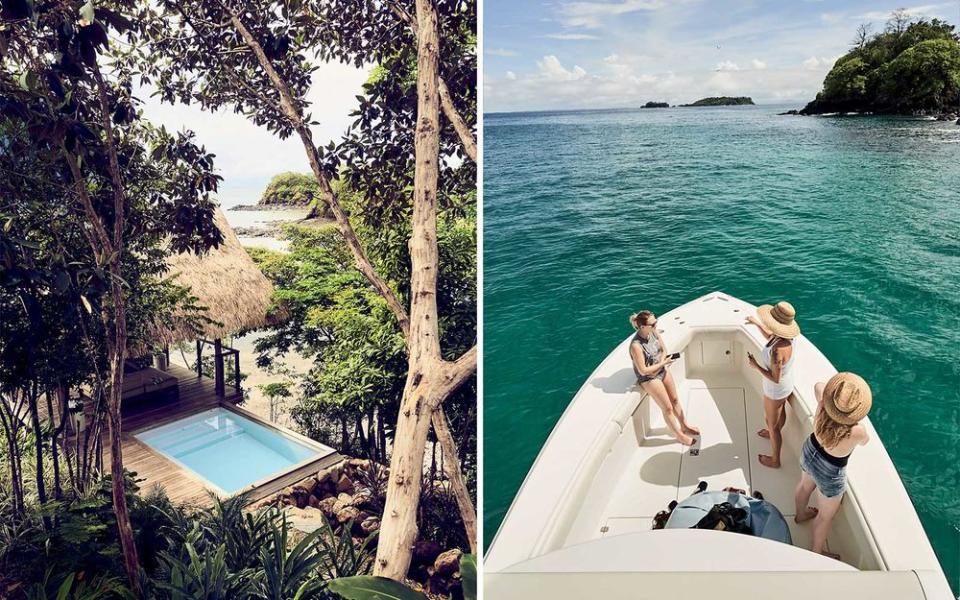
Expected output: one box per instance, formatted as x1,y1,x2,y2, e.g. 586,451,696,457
794,372,872,560
745,301,799,468
629,310,700,446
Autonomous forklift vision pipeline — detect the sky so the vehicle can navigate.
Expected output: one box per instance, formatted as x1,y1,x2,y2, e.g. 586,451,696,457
483,0,960,112
138,62,369,207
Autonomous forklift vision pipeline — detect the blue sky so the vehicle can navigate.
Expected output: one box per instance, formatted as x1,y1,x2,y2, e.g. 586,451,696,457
483,1,960,112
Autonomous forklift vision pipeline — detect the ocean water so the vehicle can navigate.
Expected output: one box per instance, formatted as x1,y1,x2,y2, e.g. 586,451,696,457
483,105,960,591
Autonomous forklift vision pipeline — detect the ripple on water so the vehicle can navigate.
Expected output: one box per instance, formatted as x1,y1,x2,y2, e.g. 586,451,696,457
484,106,960,593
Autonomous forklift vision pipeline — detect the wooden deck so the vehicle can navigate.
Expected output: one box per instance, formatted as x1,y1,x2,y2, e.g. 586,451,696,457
78,364,340,507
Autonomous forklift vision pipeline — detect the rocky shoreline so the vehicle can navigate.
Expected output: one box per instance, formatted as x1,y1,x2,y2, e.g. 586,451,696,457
230,202,309,211
234,224,283,238
779,108,960,123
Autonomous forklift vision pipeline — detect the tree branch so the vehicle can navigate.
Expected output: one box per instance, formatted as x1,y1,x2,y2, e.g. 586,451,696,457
389,2,476,162
221,2,412,337
431,405,477,553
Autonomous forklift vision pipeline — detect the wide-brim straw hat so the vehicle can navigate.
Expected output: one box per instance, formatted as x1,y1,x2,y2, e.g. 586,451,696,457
757,301,800,339
822,372,872,425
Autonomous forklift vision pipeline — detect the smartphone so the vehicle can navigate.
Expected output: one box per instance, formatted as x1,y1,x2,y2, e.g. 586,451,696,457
668,352,681,360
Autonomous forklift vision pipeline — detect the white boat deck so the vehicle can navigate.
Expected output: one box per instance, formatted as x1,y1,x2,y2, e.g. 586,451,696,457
486,292,952,600
593,376,821,552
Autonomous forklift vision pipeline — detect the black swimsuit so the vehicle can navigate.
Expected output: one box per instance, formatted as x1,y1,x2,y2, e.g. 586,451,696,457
808,433,851,467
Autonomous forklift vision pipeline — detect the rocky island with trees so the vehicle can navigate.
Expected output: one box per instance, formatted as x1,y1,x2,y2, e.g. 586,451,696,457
681,96,755,107
798,10,960,121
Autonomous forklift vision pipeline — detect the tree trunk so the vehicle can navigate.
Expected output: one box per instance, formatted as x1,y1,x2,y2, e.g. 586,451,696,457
341,416,350,452
377,408,387,464
47,389,63,499
0,396,24,515
374,0,445,579
105,287,141,596
432,407,476,553
28,385,49,530
375,379,441,578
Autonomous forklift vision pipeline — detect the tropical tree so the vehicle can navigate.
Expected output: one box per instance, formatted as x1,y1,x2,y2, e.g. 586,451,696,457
802,14,960,115
1,1,222,592
143,0,477,578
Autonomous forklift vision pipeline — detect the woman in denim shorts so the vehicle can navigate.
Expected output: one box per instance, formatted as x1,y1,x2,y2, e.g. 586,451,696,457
794,372,872,559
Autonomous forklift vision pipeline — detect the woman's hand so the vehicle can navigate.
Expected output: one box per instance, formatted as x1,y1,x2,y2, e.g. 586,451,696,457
746,353,759,370
745,316,760,327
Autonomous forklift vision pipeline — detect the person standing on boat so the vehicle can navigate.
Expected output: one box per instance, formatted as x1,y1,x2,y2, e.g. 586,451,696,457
745,301,800,468
629,310,700,446
794,372,872,559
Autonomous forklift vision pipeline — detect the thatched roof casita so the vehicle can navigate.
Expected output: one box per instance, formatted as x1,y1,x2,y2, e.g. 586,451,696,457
152,208,275,346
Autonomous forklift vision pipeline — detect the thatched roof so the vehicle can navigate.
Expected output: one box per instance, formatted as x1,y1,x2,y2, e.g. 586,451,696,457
151,208,276,346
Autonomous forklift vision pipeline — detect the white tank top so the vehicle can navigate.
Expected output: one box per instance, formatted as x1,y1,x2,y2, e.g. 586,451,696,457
761,339,795,400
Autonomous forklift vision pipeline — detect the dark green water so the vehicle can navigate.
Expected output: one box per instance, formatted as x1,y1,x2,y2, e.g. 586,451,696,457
483,105,960,591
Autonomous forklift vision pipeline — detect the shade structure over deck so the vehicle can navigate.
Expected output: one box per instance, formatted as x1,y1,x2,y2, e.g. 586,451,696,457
148,207,276,348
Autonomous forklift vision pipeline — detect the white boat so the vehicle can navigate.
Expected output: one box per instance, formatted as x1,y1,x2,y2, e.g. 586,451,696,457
485,292,952,599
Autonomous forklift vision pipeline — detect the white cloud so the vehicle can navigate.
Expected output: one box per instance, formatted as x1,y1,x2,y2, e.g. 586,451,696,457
802,55,840,70
604,53,620,63
506,71,517,80
486,58,835,113
716,60,741,71
559,0,666,28
751,58,767,70
138,61,368,206
857,4,942,21
536,55,588,81
487,48,519,57
543,33,601,40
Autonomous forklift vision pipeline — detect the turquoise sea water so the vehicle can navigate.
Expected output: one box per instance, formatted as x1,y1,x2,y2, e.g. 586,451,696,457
483,105,960,591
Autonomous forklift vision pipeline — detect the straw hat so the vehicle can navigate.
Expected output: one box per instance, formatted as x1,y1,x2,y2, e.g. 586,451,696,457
757,301,800,339
822,372,872,425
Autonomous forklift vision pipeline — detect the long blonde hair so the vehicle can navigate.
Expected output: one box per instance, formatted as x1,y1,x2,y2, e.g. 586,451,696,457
815,409,853,448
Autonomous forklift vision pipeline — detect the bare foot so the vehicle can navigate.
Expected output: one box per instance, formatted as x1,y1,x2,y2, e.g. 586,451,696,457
757,428,770,439
682,423,701,435
794,507,818,523
758,454,781,468
677,433,696,446
820,551,841,561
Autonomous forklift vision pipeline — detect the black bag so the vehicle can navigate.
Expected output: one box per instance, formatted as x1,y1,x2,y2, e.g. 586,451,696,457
692,502,752,535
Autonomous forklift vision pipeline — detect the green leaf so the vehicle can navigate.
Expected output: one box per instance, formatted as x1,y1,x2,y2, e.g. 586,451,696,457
460,554,477,600
55,572,76,600
327,576,428,600
79,0,95,24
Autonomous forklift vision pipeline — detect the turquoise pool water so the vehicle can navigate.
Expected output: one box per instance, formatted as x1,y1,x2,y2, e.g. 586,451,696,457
483,105,960,592
135,407,321,494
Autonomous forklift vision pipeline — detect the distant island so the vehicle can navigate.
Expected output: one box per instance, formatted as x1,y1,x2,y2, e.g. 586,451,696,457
232,172,330,216
681,96,755,107
799,14,960,120
642,101,670,108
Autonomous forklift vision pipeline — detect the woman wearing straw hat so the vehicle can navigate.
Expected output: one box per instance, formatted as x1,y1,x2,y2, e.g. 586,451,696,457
745,301,800,468
794,373,872,558
629,310,699,446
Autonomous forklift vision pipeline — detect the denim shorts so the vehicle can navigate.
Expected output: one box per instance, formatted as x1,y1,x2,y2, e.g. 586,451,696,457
800,436,846,498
